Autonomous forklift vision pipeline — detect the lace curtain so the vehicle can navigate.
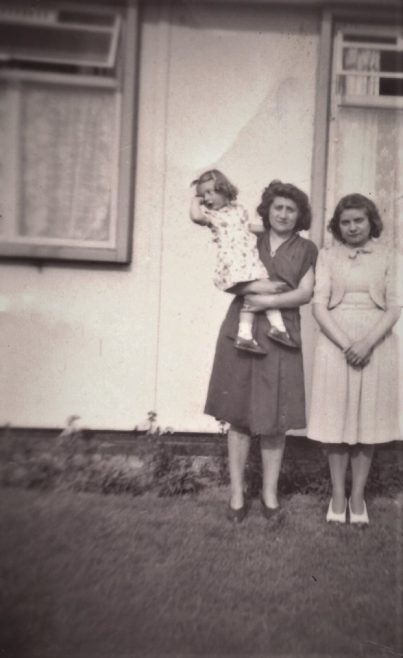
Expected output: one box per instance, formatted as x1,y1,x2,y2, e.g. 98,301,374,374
20,84,116,241
333,106,402,252
16,83,117,241
343,47,380,96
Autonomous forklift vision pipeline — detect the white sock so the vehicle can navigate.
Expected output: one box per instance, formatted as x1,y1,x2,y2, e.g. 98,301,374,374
238,320,253,340
266,308,286,332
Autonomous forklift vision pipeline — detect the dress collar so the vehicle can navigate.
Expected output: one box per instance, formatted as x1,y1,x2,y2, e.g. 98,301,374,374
264,230,298,256
341,240,374,259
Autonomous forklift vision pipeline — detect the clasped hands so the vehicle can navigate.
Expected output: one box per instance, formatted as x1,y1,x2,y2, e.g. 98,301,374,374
343,338,373,368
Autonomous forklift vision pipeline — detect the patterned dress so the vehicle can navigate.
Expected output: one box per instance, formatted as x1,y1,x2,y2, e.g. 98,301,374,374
307,240,401,445
204,232,318,436
205,203,268,290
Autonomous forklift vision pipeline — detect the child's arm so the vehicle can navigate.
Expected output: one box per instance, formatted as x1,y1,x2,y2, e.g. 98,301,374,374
249,216,265,235
189,196,212,226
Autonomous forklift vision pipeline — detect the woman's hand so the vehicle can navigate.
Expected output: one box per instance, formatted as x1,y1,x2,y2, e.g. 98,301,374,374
230,280,288,296
243,293,278,312
344,339,373,368
249,280,288,294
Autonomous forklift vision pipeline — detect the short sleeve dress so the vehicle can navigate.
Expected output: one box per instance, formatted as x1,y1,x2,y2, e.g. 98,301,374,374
205,203,268,291
307,241,401,445
204,231,318,436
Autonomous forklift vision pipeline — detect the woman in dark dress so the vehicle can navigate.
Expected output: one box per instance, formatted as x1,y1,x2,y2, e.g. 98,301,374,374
205,180,318,521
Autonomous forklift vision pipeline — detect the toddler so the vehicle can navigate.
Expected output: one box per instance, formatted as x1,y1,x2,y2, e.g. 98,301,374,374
190,169,295,353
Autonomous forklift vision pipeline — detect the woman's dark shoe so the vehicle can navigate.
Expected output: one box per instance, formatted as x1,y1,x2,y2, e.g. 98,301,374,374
234,337,267,355
260,496,281,520
227,502,248,523
267,326,297,349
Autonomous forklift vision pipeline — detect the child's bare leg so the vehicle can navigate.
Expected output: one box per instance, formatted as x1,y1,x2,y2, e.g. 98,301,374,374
266,308,286,332
234,304,266,355
237,309,254,341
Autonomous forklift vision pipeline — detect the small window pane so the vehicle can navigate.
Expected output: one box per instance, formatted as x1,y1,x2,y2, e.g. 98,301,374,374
0,24,112,65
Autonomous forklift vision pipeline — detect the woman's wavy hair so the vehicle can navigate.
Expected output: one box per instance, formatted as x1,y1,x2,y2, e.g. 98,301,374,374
328,193,383,242
256,180,312,231
191,169,238,202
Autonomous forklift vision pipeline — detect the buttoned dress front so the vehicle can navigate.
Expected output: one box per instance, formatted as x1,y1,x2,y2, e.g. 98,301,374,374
307,240,401,445
204,232,318,436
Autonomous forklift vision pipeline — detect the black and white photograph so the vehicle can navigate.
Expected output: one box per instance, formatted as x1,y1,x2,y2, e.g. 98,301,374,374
0,0,402,656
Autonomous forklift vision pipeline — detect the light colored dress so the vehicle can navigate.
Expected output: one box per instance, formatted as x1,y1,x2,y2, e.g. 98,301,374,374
307,240,401,445
204,203,268,291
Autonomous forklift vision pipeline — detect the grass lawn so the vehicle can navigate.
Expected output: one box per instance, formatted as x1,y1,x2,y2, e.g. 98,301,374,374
0,487,402,658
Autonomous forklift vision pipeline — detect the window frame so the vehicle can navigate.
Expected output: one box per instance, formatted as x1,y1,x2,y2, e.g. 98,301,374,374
0,1,138,264
310,6,402,248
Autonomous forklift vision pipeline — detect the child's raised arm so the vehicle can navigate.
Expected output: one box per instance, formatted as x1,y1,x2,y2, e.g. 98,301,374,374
249,216,265,235
189,196,211,226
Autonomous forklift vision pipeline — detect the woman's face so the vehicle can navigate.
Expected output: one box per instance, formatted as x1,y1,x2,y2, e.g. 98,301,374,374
268,196,299,236
339,207,371,247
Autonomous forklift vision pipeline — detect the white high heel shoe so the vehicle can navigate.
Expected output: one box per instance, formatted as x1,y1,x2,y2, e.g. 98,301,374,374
348,499,369,526
326,498,347,524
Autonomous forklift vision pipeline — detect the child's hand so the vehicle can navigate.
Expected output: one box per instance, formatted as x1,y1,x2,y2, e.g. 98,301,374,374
190,195,211,225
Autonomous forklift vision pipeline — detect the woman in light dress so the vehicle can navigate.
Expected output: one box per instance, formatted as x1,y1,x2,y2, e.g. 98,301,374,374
308,193,401,525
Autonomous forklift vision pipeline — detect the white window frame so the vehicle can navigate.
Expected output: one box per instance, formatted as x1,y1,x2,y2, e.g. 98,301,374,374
0,2,138,264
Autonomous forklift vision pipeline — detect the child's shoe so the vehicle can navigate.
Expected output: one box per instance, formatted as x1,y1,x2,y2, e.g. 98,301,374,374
234,337,266,355
267,326,297,348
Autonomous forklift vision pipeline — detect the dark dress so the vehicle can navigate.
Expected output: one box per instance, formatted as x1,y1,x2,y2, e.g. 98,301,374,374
204,232,318,436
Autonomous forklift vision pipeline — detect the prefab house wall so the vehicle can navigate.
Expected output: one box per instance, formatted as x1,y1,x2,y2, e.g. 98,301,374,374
0,1,401,433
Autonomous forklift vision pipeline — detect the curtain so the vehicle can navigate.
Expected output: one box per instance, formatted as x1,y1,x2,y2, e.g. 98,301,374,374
343,47,380,96
19,83,117,241
331,106,402,252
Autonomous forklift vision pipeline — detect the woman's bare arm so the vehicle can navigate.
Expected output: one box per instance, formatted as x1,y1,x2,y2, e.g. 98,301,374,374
243,266,315,310
312,304,352,352
229,279,289,295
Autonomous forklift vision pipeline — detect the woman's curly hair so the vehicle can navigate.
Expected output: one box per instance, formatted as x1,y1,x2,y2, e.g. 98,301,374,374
191,169,238,202
256,180,312,231
328,193,383,242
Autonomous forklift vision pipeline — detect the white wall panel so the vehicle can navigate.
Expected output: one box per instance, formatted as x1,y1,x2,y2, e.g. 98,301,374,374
0,2,320,431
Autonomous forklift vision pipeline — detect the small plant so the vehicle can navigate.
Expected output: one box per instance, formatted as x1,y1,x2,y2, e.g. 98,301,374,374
157,461,204,497
218,420,228,436
146,411,160,436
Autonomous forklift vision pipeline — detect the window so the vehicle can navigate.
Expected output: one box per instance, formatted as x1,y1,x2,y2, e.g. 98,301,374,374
325,23,403,248
0,2,137,263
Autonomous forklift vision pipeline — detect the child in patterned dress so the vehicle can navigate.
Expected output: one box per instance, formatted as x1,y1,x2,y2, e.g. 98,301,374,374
190,169,295,352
